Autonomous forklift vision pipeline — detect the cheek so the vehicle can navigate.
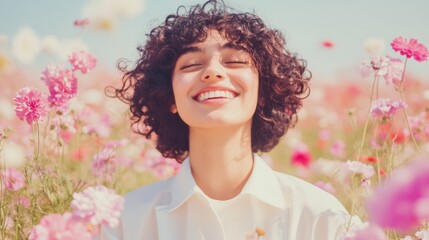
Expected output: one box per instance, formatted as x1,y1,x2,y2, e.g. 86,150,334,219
171,74,194,106
238,71,259,100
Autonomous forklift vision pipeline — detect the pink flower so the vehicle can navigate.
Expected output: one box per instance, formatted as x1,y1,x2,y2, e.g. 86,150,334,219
92,148,116,175
391,37,428,62
361,56,404,86
4,217,14,230
1,168,26,191
405,112,429,141
73,18,90,28
13,87,49,125
50,114,77,143
41,64,77,109
105,139,129,149
370,98,406,118
329,140,345,158
344,222,387,240
29,213,91,240
68,51,97,74
321,40,334,48
290,146,312,168
367,159,429,232
319,129,331,141
71,185,124,228
78,107,112,137
18,196,31,207
142,149,181,179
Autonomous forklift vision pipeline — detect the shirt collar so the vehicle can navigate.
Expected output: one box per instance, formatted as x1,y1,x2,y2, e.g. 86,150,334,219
168,154,287,212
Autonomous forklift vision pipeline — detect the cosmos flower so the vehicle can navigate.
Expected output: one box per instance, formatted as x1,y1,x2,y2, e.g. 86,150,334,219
68,51,97,74
367,159,429,232
0,168,26,191
92,147,116,175
29,213,91,240
71,185,124,228
290,145,312,168
391,37,428,62
41,64,77,109
370,98,406,118
13,87,49,125
360,56,404,86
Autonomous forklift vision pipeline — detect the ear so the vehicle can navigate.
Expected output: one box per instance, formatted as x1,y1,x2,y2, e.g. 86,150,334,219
170,104,178,114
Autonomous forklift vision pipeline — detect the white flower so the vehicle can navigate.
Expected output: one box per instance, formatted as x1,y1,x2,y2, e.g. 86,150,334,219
345,160,375,178
71,185,124,227
11,27,41,63
81,0,145,30
416,229,429,240
364,38,386,55
41,35,60,54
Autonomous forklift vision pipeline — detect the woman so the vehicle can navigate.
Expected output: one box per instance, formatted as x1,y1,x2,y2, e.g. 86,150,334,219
103,0,359,239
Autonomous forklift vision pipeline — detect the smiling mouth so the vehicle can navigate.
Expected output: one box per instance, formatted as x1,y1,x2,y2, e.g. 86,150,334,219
194,90,238,102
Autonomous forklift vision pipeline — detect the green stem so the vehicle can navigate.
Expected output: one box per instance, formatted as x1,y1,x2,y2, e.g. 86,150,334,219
357,73,379,161
398,58,420,151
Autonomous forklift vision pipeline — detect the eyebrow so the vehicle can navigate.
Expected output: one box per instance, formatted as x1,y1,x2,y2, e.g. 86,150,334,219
179,42,246,56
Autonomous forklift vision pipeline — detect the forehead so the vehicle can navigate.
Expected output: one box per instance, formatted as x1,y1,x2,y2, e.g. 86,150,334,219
181,30,248,54
185,30,228,50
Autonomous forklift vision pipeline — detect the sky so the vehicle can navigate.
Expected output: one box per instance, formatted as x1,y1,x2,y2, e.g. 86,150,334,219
1,0,429,81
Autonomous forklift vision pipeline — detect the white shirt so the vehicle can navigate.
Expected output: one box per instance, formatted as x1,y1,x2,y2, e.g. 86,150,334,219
101,155,359,240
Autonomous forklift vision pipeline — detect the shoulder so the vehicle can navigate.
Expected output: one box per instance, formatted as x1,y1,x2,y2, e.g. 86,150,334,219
120,177,173,224
275,172,358,239
123,178,172,210
275,172,347,213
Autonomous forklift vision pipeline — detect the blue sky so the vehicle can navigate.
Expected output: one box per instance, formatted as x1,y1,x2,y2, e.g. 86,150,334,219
1,0,428,80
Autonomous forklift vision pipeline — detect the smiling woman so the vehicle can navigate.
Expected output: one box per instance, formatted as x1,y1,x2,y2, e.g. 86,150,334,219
103,0,361,239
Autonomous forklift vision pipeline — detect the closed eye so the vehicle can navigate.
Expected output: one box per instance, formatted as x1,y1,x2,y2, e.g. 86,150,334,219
225,61,249,64
179,63,202,70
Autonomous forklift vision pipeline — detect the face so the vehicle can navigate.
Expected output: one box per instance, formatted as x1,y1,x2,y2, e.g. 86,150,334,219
172,31,259,130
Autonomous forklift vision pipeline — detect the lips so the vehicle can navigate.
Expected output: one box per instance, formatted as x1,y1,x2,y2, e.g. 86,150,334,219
193,89,238,102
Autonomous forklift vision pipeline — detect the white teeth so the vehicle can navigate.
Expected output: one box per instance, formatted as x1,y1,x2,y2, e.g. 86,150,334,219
196,90,236,101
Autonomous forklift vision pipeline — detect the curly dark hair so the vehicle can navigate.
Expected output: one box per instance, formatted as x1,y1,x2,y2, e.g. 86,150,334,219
109,0,310,162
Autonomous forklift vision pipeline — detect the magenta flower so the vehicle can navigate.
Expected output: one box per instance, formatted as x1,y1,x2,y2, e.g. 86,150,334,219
370,98,406,118
41,64,77,109
1,168,26,191
29,213,91,240
68,51,97,74
71,185,124,228
290,146,312,168
391,37,428,62
13,87,49,125
344,222,387,240
367,159,429,232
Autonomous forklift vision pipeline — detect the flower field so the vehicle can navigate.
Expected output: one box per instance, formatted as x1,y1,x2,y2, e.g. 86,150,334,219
1,2,429,239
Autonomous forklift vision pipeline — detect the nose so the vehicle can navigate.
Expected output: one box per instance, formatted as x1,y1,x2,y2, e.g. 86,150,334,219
200,59,226,82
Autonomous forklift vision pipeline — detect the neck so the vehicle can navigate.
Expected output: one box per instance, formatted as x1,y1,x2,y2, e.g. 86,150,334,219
188,123,254,200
